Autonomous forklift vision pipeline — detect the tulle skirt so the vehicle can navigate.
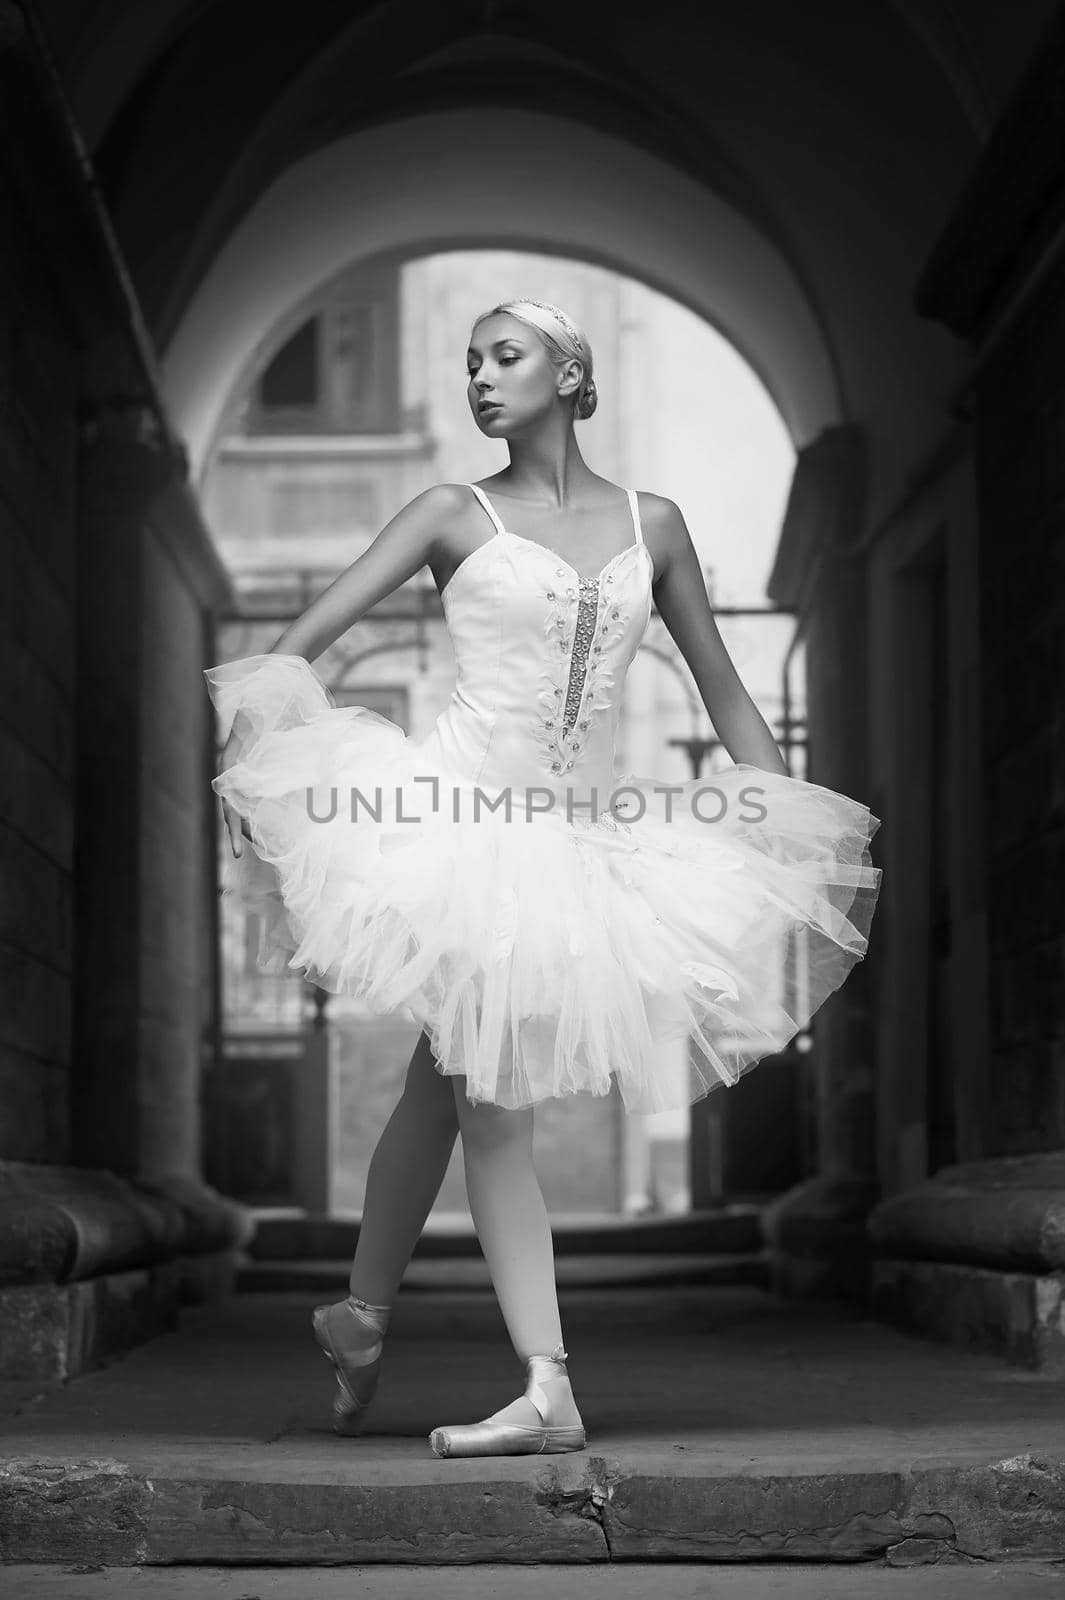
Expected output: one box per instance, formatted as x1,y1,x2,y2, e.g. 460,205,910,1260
205,654,882,1114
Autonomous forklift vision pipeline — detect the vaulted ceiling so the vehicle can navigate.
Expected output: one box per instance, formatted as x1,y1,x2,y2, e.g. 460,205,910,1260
33,0,1060,508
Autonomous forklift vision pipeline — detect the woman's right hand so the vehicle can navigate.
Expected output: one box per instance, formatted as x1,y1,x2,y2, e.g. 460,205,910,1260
217,732,252,858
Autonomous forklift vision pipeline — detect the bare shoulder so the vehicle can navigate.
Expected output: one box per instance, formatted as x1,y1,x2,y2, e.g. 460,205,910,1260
633,492,688,581
398,482,475,553
410,482,474,522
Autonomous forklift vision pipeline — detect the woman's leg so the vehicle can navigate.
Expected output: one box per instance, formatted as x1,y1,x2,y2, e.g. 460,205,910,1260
450,1078,580,1427
314,1030,459,1431
347,1027,460,1306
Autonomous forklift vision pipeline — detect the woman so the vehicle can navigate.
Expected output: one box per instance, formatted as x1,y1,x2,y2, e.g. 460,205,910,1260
206,297,881,1459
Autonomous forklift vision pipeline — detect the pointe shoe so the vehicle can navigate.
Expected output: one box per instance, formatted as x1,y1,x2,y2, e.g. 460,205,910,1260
429,1342,586,1457
311,1292,391,1435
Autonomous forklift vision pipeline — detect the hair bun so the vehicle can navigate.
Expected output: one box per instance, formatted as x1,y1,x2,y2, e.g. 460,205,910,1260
575,375,598,422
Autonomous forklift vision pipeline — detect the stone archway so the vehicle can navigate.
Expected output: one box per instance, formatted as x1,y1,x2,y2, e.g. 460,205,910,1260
161,106,843,481
164,107,849,1226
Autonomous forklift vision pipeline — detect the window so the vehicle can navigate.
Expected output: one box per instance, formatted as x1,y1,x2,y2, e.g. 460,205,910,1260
259,317,320,411
250,265,401,435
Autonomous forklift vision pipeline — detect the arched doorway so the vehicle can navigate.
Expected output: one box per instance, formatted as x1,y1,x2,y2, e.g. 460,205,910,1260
193,236,800,1222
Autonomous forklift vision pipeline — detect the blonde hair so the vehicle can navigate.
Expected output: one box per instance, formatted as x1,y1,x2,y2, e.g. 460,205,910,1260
471,299,597,421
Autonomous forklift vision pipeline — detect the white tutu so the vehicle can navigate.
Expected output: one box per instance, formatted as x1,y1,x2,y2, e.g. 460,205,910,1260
205,652,882,1115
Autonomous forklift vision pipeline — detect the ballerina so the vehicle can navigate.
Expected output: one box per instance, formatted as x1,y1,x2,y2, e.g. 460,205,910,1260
205,297,882,1457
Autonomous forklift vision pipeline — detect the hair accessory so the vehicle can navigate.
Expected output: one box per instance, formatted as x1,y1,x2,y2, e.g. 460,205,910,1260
512,299,584,350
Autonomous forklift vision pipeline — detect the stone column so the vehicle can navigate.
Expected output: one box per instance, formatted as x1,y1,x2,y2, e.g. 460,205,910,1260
0,4,249,1377
866,6,1065,1369
759,425,883,1300
73,413,169,1171
72,406,232,1181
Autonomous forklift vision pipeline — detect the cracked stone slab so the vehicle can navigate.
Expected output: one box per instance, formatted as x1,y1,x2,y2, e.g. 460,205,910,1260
3,1287,1065,1565
4,1455,1065,1565
604,1468,938,1560
147,1473,607,1563
602,1459,1065,1562
0,1459,151,1564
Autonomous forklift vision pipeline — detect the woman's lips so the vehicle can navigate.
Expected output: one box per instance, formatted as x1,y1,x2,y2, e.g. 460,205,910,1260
478,402,502,414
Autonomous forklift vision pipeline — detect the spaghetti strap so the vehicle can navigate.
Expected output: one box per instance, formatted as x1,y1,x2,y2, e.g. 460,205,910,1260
626,488,644,546
467,483,508,540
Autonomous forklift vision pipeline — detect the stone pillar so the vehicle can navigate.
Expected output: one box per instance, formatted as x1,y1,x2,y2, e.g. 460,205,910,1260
0,2,250,1381
759,425,883,1300
866,6,1065,1368
72,410,231,1181
73,415,172,1172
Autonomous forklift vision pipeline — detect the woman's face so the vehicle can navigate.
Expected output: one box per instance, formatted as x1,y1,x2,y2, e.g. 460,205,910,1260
467,313,572,433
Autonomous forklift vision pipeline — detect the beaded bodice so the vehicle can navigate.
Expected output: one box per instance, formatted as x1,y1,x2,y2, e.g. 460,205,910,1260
426,483,654,814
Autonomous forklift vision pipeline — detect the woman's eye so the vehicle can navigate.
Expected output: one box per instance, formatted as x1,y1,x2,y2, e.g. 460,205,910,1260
466,355,517,377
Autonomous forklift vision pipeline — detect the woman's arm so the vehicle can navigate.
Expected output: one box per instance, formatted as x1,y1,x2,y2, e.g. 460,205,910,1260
267,482,462,661
644,495,788,775
214,481,461,856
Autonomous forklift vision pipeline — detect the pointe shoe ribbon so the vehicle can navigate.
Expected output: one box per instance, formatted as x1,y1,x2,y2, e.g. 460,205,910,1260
311,1293,391,1435
429,1341,586,1458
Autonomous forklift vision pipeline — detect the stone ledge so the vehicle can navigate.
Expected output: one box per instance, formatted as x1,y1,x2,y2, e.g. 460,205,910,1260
0,1162,254,1288
867,1153,1065,1273
761,1174,880,1304
1,1454,1064,1565
865,1155,1065,1370
0,1251,237,1382
872,1259,1065,1377
0,1266,181,1383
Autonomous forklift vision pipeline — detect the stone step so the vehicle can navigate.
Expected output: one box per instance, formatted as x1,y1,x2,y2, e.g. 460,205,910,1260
5,1563,1065,1597
239,1251,771,1293
247,1205,764,1261
3,1285,1064,1568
